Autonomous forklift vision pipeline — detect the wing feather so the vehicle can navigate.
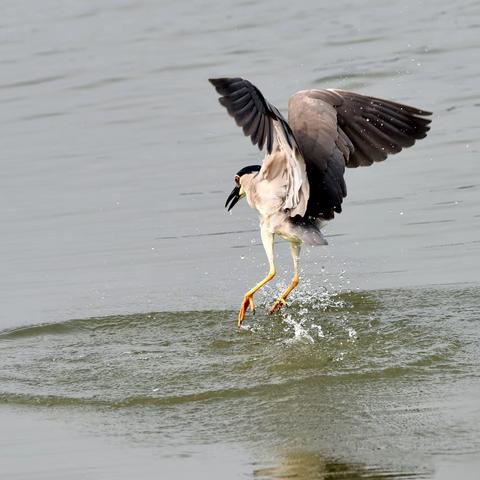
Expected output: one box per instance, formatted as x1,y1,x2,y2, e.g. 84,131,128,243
247,110,263,140
256,115,266,150
209,77,309,217
328,88,432,167
209,77,298,155
288,88,432,219
265,115,273,153
230,92,252,109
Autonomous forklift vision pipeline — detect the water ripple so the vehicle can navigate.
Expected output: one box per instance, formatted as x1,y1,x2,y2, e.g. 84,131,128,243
0,286,477,410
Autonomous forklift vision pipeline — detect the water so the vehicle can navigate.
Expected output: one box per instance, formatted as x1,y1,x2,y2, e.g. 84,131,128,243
1,287,480,478
1,0,480,478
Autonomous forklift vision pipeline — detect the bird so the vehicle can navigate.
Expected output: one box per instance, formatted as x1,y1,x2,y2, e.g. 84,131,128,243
209,77,431,327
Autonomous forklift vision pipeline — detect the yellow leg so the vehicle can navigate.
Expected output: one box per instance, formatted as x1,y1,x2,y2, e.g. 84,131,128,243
238,268,276,326
269,242,301,314
269,273,299,313
238,227,275,327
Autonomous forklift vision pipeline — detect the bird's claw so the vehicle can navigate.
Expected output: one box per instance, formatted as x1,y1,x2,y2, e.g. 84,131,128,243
269,297,287,314
237,294,255,327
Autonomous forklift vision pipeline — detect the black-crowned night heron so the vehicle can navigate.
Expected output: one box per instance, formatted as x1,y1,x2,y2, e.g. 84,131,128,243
209,77,431,327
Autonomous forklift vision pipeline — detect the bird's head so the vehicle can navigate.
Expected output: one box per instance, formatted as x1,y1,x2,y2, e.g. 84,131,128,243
225,165,261,212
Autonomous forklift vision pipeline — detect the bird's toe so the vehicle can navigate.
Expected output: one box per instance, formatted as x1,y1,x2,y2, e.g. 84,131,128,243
237,294,255,327
269,298,287,314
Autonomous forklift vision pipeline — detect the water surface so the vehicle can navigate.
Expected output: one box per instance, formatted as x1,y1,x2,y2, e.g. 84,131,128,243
2,286,480,478
1,0,480,478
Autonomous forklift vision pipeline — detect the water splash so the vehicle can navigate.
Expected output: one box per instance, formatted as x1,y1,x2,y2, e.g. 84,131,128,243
282,314,316,344
253,272,360,345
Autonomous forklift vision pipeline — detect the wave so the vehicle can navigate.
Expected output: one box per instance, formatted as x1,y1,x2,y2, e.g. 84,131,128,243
0,285,477,410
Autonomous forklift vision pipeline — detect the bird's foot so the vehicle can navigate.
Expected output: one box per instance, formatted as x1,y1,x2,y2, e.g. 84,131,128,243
269,297,287,314
237,294,255,327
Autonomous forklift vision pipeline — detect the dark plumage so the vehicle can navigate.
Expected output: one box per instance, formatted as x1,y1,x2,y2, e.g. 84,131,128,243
288,89,431,219
210,77,432,221
208,77,297,154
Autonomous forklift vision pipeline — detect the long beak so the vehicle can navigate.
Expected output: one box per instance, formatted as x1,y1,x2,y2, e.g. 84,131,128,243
225,186,240,212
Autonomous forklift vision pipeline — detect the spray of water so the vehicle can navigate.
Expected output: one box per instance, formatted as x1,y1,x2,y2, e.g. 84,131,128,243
245,265,361,349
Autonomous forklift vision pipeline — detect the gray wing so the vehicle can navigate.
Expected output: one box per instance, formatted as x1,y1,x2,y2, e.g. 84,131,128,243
209,77,309,217
288,89,432,219
209,77,298,154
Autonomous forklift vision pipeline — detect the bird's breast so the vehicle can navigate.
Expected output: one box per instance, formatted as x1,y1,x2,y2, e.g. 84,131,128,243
260,211,298,240
247,178,286,217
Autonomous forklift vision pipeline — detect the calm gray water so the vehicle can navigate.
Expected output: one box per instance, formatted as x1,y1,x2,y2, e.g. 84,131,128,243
1,0,480,478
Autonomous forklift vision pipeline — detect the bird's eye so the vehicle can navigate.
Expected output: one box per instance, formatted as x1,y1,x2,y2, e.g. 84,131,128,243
234,175,240,185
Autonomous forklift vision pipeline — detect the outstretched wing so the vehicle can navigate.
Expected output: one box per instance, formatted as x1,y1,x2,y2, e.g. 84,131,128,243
290,89,432,168
209,77,309,217
288,89,432,219
209,77,297,154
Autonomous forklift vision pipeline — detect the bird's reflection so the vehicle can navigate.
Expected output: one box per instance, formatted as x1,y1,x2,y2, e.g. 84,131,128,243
254,450,425,479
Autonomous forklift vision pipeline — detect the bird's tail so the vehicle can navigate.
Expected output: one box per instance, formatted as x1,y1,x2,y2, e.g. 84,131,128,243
289,218,328,246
